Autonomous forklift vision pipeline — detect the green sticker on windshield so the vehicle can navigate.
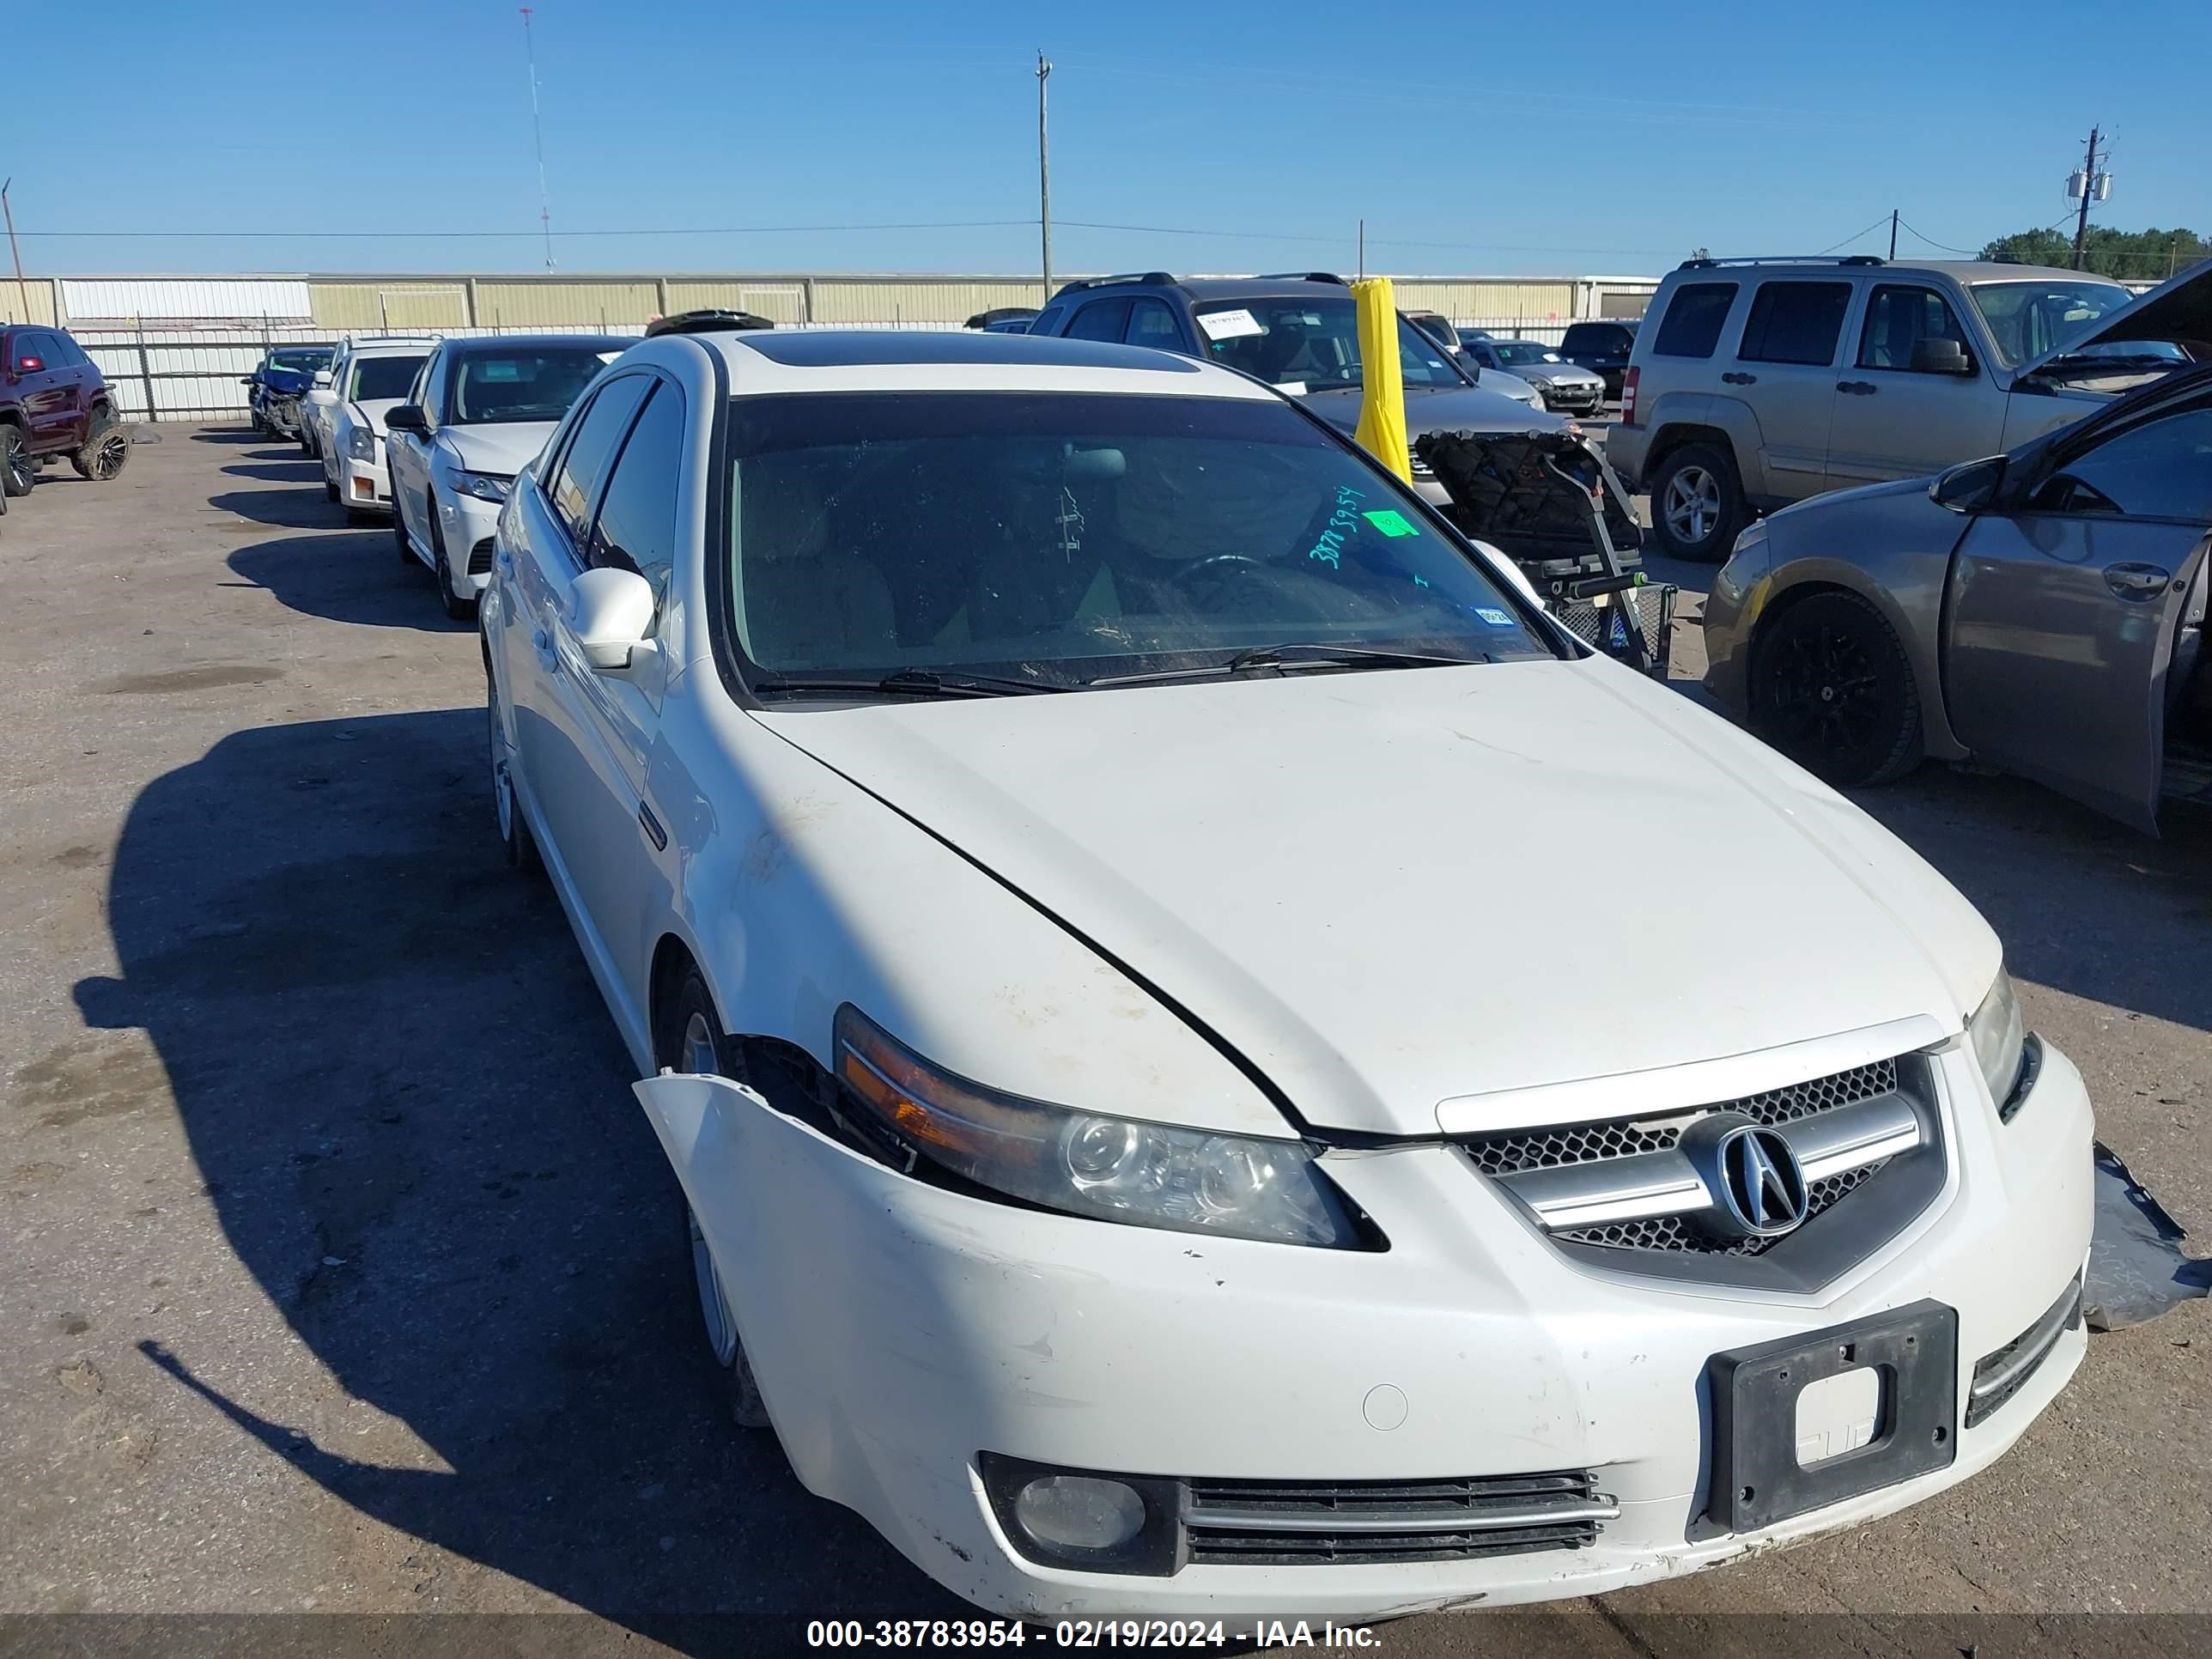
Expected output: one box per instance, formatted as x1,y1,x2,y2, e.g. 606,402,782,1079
1363,509,1419,538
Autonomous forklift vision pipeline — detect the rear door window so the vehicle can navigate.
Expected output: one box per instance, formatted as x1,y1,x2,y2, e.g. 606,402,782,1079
546,374,652,550
1065,299,1133,343
1650,283,1737,357
1738,282,1853,367
1123,298,1186,354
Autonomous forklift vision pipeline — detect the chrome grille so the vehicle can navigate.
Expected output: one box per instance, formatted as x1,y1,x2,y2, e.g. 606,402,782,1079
1465,1058,1899,1176
1470,1054,1928,1258
1183,1470,1613,1566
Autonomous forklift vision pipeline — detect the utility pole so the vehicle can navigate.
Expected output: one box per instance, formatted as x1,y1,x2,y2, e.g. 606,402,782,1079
1358,218,1365,280
1036,52,1053,301
1,180,29,320
521,8,556,270
2070,125,2101,270
1887,209,1898,260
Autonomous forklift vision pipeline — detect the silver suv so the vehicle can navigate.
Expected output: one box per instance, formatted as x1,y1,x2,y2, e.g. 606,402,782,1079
1607,255,2210,558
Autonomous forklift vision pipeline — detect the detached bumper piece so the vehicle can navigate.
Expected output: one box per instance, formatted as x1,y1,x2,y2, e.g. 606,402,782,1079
1966,1274,2083,1428
981,1455,1615,1576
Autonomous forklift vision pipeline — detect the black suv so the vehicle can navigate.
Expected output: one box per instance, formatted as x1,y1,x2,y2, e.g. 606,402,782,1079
1,324,127,494
1557,319,1639,399
1026,272,1562,506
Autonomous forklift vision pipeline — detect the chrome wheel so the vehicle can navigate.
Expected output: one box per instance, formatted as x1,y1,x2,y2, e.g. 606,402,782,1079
690,1200,739,1369
1662,465,1721,545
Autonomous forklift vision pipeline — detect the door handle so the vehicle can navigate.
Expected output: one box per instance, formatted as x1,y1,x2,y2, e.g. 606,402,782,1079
1837,380,1878,395
1721,371,1758,386
2103,562,2172,599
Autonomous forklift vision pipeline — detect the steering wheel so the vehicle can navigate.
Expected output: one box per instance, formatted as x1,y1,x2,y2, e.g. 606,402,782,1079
1169,554,1270,610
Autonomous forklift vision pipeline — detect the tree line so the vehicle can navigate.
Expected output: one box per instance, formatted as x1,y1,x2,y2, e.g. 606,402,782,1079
1978,225,2207,280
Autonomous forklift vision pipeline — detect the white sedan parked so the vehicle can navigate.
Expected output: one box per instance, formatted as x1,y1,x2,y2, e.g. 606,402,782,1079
484,326,2093,1622
315,338,433,520
385,333,634,618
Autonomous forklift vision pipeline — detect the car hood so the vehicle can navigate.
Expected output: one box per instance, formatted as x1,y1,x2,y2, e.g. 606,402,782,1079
440,421,557,477
1468,367,1543,403
1304,382,1568,437
754,661,1996,1136
2014,258,2212,380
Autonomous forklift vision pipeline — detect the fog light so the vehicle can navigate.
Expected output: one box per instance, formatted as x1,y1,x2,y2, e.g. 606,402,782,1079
1015,1475,1145,1552
977,1452,1181,1576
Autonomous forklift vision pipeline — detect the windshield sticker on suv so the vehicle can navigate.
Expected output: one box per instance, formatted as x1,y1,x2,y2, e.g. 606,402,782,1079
1361,509,1419,538
1475,607,1515,627
1196,308,1264,342
1307,485,1366,569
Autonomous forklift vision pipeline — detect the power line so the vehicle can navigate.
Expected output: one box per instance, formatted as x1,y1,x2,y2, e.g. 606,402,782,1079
1811,214,1896,256
10,220,1038,240
1894,218,1981,256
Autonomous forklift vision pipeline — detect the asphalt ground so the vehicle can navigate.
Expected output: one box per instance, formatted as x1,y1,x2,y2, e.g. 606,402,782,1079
2,428,2207,1659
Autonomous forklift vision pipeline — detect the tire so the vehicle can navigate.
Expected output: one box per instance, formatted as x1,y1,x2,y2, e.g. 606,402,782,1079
71,412,131,482
299,425,316,459
486,669,542,876
1749,590,1923,787
1648,441,1746,562
432,506,477,621
324,471,339,503
653,966,773,1432
393,502,417,565
0,424,33,496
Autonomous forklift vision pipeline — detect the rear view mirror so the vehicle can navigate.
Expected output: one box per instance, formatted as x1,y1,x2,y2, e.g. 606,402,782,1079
384,404,428,434
1911,337,1973,375
568,567,656,671
1930,455,2006,514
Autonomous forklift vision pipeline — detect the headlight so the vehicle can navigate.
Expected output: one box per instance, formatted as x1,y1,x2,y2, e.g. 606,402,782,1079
1726,520,1769,563
1526,375,1554,390
1967,969,2027,1110
454,471,511,503
346,427,377,461
833,1005,1367,1249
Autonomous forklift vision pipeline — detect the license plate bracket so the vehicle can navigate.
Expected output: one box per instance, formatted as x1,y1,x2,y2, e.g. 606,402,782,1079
1705,1299,1957,1534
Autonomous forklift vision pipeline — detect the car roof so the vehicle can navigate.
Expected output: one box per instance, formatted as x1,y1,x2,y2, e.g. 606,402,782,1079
345,337,438,356
671,328,1279,400
1671,258,2124,286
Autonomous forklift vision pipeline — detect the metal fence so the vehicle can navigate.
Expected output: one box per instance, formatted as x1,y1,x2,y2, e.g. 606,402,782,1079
82,313,1583,423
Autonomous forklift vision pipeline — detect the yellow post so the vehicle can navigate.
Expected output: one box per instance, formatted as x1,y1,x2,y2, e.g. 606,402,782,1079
1351,276,1411,483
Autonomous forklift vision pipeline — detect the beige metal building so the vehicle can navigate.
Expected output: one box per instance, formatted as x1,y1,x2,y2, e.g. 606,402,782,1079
8,270,1656,332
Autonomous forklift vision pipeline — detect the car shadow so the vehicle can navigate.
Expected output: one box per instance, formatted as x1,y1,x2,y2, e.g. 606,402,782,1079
208,488,346,531
222,460,326,483
76,711,964,1649
191,428,268,446
225,534,470,633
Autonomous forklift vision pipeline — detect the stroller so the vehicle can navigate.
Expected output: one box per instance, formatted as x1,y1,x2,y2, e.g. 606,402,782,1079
1415,428,1675,678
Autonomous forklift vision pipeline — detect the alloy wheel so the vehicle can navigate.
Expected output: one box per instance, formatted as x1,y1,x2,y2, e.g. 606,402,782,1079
1662,465,1721,546
87,430,130,481
1765,624,1882,759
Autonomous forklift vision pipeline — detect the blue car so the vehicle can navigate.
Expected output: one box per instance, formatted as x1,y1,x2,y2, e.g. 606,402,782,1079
242,345,332,436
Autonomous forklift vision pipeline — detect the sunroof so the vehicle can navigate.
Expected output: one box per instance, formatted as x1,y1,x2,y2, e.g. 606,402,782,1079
733,331,1200,373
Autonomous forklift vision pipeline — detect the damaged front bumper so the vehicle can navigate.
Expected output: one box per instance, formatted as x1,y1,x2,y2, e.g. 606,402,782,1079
633,1038,2093,1622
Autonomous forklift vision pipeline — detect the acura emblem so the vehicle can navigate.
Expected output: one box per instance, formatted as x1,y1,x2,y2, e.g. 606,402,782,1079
1716,1124,1810,1237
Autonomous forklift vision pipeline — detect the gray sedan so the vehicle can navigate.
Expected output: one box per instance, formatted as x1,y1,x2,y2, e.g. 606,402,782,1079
1703,362,2212,833
1462,337,1607,416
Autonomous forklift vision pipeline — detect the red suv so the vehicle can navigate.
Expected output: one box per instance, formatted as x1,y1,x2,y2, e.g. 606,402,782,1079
1,325,129,496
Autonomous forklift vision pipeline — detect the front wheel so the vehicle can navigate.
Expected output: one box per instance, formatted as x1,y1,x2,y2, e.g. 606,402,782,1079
654,969,773,1432
432,504,477,621
1750,590,1923,787
1649,442,1746,562
72,414,131,482
0,425,33,496
486,671,542,875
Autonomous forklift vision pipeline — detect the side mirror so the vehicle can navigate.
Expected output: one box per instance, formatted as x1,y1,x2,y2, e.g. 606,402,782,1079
313,371,332,389
1930,454,2006,514
1911,337,1973,375
15,356,44,374
384,404,428,434
239,375,258,386
568,567,656,671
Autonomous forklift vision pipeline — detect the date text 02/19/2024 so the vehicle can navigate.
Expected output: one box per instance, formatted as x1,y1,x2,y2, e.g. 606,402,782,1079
804,1619,1383,1648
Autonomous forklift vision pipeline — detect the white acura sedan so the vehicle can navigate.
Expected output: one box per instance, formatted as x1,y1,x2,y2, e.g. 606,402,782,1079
483,326,2093,1622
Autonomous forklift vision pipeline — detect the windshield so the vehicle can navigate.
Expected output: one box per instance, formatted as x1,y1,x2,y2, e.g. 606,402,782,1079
269,349,331,373
726,391,1552,690
1968,278,2136,368
447,347,615,424
1192,299,1468,392
1493,342,1565,368
350,355,428,402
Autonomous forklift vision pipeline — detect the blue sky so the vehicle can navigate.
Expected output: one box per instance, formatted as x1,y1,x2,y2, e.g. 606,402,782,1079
9,0,2207,279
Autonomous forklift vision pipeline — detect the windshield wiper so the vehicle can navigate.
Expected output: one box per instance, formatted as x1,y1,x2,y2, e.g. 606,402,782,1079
750,668,1070,702
1088,642,1491,688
